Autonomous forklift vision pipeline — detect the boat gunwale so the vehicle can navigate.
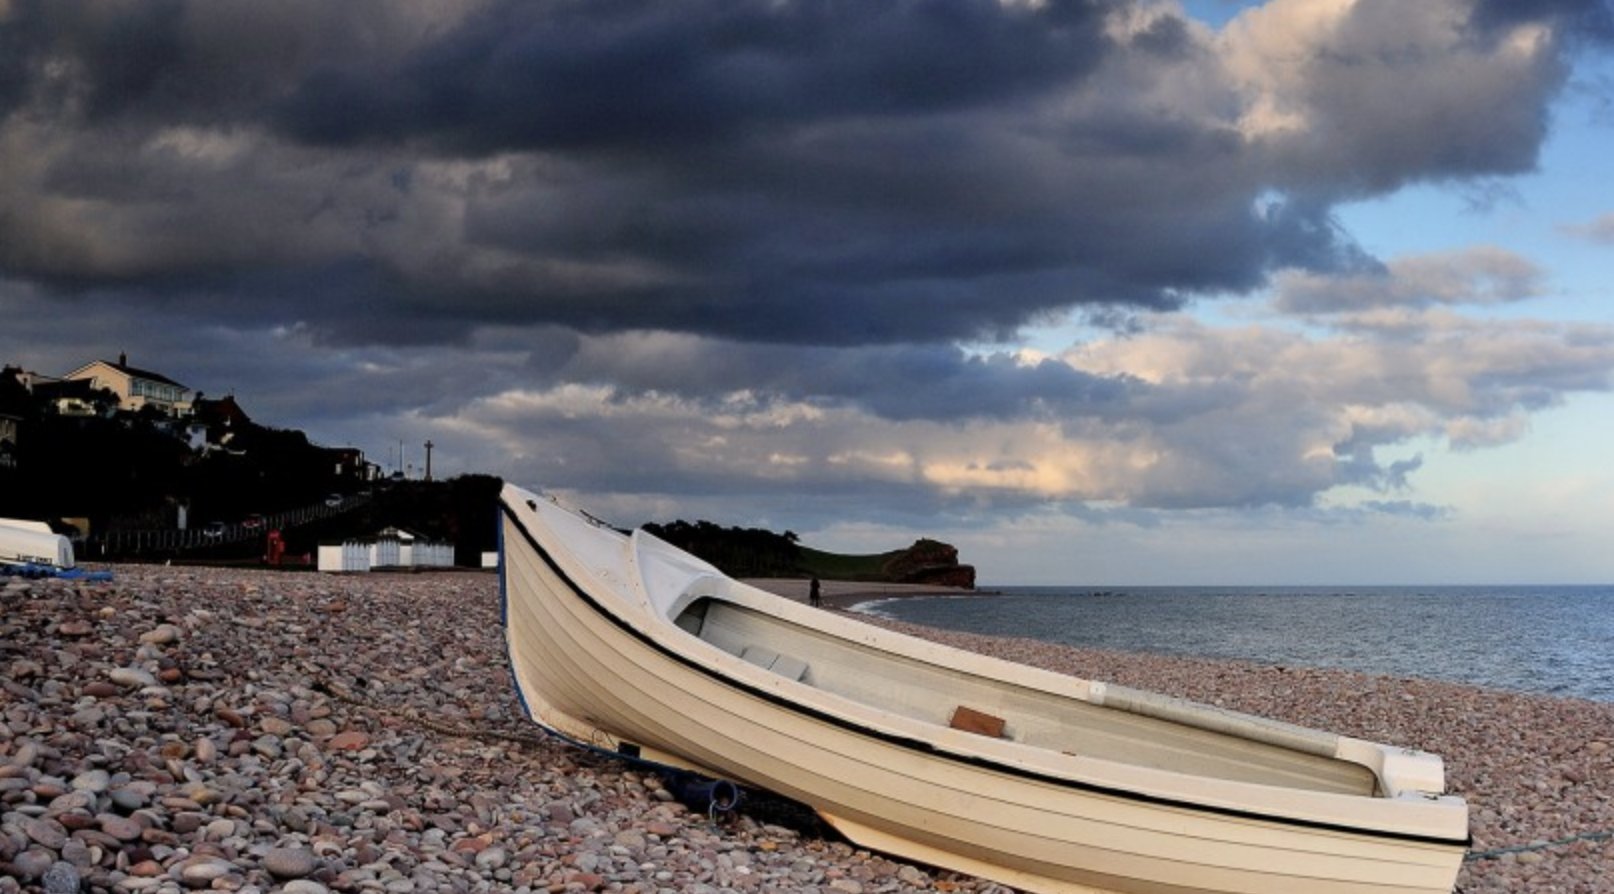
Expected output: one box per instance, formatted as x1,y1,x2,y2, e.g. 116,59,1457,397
499,496,1470,851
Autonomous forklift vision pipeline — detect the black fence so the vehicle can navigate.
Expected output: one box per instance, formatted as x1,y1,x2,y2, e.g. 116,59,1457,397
85,494,370,559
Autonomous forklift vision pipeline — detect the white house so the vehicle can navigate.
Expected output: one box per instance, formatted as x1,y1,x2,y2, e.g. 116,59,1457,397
65,354,192,416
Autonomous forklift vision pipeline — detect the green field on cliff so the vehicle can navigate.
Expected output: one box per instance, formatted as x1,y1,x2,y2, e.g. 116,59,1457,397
795,545,906,581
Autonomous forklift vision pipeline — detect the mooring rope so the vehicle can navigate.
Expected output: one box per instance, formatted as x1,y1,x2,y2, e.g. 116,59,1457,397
313,675,745,818
1463,827,1614,862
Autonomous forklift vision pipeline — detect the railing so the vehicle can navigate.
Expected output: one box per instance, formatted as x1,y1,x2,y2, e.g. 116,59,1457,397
86,494,371,558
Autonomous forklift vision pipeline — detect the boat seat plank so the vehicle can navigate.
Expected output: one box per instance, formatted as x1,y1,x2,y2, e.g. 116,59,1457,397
740,645,810,682
740,645,781,668
950,705,1008,738
771,654,810,682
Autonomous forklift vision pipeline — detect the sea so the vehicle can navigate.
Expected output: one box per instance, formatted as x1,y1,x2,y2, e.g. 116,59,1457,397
855,585,1614,703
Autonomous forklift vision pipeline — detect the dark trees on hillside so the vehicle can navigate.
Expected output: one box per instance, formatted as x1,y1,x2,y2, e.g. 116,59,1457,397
643,520,803,578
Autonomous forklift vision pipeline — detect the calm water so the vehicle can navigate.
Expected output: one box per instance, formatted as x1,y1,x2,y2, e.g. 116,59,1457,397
857,585,1614,702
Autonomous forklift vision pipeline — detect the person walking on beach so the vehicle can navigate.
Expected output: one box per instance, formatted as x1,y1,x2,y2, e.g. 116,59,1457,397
809,576,822,608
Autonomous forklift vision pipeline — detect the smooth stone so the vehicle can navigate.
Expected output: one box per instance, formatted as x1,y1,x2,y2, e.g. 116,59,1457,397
23,817,69,849
171,812,209,834
282,881,331,894
59,838,93,868
326,731,369,751
204,818,235,840
41,860,80,894
9,847,53,880
32,778,67,798
70,769,110,793
48,791,94,812
473,846,507,870
139,624,182,645
109,668,156,689
109,787,148,812
57,813,96,833
8,741,39,767
178,856,235,886
251,736,282,759
193,738,218,763
263,845,318,879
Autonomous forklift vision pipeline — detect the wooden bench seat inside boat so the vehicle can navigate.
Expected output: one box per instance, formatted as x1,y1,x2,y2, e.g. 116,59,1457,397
675,597,1378,796
739,645,810,681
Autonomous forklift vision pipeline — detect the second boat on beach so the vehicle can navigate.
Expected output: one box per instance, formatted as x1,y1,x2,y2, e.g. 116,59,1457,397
499,484,1468,894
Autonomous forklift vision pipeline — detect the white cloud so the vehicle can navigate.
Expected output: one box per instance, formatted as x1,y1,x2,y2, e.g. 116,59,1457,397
1562,212,1614,243
1219,0,1565,191
1273,246,1545,313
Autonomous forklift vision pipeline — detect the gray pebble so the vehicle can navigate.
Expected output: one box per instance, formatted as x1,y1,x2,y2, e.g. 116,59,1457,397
109,786,148,812
108,667,156,689
41,860,80,894
178,856,235,886
69,769,110,793
22,817,68,849
139,624,182,645
263,845,318,879
9,847,53,880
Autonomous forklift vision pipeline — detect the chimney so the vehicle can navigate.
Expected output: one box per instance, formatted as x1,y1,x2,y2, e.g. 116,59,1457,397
118,352,127,368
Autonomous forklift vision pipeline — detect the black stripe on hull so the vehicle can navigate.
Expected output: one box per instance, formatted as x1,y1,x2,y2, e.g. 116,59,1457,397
500,501,1468,851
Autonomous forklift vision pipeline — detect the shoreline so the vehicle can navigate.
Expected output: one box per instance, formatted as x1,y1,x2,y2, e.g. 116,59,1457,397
2,565,1609,893
740,577,976,610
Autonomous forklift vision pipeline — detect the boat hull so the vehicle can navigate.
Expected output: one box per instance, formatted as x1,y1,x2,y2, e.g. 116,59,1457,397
500,490,1464,894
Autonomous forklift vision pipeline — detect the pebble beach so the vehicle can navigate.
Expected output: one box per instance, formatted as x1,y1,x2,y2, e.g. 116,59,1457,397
3,566,1611,893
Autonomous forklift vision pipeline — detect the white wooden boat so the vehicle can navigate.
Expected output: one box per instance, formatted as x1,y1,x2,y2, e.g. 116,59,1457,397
500,484,1468,893
0,518,74,569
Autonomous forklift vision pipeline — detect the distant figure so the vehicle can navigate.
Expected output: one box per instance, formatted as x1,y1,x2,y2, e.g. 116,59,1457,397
809,576,822,608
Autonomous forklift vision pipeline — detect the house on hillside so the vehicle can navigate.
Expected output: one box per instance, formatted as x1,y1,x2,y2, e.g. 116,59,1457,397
65,354,193,417
0,373,23,471
32,378,117,417
323,446,381,482
190,395,252,452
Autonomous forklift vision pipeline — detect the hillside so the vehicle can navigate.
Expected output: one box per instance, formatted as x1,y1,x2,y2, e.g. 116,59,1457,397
3,365,965,576
644,520,975,588
1,364,501,562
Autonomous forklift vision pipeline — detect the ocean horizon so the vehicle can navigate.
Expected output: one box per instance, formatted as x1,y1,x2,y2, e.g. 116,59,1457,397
855,584,1614,703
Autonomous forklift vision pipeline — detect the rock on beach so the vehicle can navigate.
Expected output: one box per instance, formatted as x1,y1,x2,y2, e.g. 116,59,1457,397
1,564,1611,893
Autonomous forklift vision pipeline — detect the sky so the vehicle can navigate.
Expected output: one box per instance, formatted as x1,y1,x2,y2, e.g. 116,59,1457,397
2,0,1612,585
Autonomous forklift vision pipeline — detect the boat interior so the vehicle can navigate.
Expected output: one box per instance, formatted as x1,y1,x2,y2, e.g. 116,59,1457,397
673,596,1380,797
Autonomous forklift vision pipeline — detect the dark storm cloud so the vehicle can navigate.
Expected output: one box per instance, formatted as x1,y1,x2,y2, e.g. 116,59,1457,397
5,0,1614,526
556,335,1139,421
277,0,1116,153
0,0,1390,348
6,0,1592,348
